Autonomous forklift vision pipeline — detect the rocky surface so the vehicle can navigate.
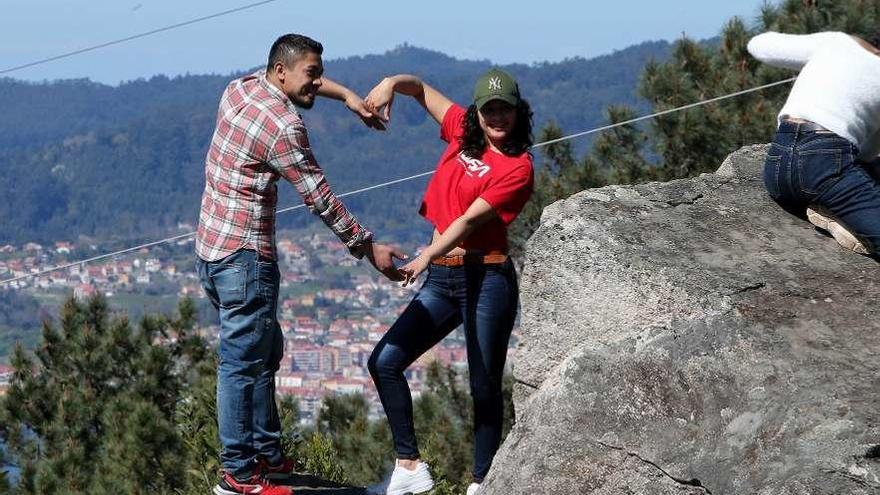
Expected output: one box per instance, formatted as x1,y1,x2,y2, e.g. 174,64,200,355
484,145,880,494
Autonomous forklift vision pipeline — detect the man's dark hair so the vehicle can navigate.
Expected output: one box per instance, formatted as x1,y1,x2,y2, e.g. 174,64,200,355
460,98,534,158
869,30,880,50
267,34,323,72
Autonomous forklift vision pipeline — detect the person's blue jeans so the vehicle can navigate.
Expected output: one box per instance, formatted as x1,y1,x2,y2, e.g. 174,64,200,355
368,259,518,482
764,120,880,252
196,248,284,479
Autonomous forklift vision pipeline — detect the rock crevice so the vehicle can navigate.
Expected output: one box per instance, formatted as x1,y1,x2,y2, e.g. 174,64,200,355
594,439,712,494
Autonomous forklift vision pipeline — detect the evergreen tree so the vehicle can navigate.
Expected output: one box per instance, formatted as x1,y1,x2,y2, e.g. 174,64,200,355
292,431,348,484
174,349,221,494
414,363,474,485
415,362,517,493
314,393,391,485
512,0,880,252
592,106,655,185
509,109,648,255
630,0,880,180
2,295,214,494
302,361,516,492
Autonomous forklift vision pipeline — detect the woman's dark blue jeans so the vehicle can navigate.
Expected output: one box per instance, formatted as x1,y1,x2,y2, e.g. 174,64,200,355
368,259,518,482
764,120,880,252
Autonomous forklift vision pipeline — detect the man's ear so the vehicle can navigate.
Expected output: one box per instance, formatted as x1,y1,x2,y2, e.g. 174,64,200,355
272,62,285,82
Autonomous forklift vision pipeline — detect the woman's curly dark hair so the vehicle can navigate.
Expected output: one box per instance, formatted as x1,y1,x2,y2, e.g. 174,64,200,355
459,99,534,158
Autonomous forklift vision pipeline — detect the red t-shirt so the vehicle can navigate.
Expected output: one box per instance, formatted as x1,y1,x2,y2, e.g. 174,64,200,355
419,104,534,253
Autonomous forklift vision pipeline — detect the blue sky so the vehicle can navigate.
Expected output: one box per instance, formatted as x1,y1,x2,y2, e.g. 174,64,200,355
2,0,767,84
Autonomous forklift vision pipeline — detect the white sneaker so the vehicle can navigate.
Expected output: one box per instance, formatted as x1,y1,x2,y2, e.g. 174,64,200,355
466,482,481,495
806,207,870,254
367,461,434,495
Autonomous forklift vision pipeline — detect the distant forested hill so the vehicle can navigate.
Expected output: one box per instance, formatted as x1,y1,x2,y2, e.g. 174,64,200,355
0,41,669,246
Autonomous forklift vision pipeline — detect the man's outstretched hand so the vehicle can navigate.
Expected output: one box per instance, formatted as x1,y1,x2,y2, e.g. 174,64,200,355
363,242,407,281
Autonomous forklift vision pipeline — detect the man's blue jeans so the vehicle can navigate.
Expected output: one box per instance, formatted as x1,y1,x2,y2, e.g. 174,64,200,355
196,248,284,479
368,260,518,482
764,120,880,252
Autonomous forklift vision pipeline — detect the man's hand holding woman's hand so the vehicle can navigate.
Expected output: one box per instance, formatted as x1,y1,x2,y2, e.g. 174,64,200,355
362,242,407,282
364,77,397,123
398,253,430,287
344,93,388,131
358,241,432,286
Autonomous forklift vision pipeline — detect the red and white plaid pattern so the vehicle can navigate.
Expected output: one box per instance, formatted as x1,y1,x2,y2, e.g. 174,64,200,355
196,71,372,262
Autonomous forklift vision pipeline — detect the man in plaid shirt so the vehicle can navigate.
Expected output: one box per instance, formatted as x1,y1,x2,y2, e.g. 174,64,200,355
196,34,403,495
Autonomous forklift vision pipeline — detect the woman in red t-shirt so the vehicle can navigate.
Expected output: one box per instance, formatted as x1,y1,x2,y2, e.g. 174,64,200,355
363,68,534,495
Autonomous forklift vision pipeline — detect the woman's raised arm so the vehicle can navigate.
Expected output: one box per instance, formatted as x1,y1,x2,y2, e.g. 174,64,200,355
364,74,454,125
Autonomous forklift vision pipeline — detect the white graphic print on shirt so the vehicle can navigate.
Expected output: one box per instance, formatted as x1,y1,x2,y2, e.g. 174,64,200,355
457,152,491,178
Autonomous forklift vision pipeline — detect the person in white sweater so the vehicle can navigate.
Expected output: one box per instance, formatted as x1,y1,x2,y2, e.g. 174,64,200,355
747,31,880,255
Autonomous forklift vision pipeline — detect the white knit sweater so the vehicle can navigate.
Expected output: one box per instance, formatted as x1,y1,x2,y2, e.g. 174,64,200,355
747,31,880,159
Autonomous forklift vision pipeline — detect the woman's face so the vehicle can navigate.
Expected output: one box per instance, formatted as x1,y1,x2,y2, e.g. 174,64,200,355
478,100,517,143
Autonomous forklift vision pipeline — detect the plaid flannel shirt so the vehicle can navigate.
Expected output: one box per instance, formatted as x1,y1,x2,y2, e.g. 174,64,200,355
196,71,373,262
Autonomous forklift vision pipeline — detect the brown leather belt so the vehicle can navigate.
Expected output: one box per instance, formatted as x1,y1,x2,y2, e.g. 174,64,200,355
431,252,508,267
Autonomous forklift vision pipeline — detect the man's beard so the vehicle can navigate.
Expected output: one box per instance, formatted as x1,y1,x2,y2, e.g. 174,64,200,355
291,93,315,109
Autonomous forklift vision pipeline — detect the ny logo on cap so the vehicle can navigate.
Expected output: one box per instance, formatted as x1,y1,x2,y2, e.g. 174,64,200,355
488,76,503,91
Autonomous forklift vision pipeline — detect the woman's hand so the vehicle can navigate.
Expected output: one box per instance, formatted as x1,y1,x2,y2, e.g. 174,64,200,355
364,77,397,122
399,253,431,287
343,93,387,130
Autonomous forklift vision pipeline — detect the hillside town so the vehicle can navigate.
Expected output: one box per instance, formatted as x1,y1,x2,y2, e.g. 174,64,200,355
0,230,517,424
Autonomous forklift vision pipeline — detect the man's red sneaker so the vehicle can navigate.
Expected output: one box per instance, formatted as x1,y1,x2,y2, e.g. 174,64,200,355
213,470,293,495
261,456,297,480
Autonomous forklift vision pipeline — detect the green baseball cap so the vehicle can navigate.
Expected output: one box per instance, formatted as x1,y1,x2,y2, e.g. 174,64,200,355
473,68,520,110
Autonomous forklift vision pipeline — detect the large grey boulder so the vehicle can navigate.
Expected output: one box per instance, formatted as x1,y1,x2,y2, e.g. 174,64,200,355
485,145,880,494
